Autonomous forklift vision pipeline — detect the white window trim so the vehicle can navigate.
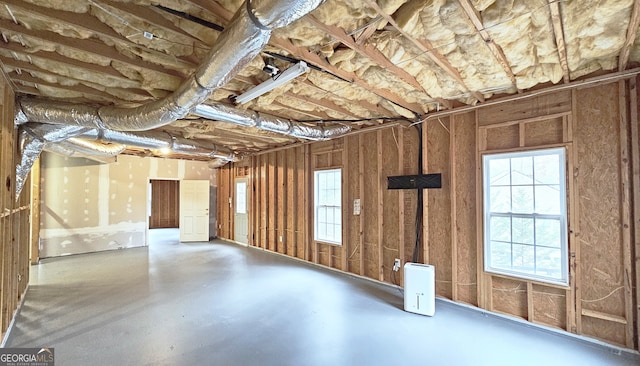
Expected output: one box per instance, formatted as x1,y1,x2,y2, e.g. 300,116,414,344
482,147,569,286
314,168,342,245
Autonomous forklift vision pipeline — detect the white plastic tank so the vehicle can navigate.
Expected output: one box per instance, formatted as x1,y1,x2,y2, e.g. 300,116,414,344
403,263,435,316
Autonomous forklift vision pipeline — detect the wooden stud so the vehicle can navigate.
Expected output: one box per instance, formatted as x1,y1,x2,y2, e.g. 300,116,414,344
571,89,583,334
527,282,534,322
519,122,526,147
398,127,405,286
451,116,459,300
304,145,313,262
277,150,286,254
422,123,429,264
342,138,349,272
358,134,365,275
566,140,577,334
476,111,492,310
630,76,640,348
377,130,384,281
618,80,634,348
29,157,40,264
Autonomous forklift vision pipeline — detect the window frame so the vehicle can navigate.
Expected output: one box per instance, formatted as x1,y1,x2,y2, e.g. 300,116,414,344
313,168,342,245
482,147,569,286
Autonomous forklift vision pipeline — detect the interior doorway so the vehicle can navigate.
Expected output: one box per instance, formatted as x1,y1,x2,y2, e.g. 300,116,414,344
149,179,180,229
234,178,249,244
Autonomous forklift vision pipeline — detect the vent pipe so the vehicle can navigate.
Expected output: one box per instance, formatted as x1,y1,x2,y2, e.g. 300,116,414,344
193,103,350,140
15,0,326,132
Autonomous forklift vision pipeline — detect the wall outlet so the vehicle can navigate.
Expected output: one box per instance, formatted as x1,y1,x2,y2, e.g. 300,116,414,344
393,258,401,272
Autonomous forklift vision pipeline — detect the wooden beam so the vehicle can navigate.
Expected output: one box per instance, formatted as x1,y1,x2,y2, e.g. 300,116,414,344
457,0,518,89
355,20,380,45
269,36,425,115
630,76,640,348
101,0,205,43
271,100,332,120
581,308,628,325
29,157,40,265
187,0,234,23
0,19,185,80
397,127,405,286
306,15,451,110
547,0,570,83
1,55,153,100
342,138,349,272
358,134,365,275
619,0,640,71
362,0,484,103
8,70,141,103
4,0,200,70
618,80,634,348
571,89,583,334
301,81,395,118
566,120,577,334
0,43,156,90
450,115,458,300
377,130,384,281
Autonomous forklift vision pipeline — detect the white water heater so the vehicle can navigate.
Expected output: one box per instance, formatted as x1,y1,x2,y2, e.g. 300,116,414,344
403,263,435,316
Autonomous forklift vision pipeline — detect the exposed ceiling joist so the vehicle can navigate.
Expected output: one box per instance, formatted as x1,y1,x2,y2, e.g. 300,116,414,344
619,0,640,71
269,36,425,115
362,0,484,103
457,0,518,90
0,18,185,80
306,15,451,110
547,0,570,83
0,55,153,101
0,42,152,89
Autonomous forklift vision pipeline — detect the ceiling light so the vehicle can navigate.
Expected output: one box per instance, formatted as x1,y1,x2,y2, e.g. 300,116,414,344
234,61,309,104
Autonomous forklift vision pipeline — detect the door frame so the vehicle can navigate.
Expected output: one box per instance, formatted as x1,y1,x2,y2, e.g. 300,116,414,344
234,177,249,245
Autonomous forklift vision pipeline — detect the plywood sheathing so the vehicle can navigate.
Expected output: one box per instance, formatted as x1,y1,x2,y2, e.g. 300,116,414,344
574,83,631,347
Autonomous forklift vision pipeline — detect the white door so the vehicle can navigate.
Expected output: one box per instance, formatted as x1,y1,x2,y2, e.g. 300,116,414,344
234,178,249,244
179,180,210,242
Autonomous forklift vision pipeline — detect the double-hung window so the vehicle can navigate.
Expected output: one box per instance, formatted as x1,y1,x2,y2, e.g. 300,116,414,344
314,169,342,245
483,148,568,285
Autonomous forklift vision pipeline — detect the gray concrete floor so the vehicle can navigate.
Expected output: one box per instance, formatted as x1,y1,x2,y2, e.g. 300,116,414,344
5,229,640,366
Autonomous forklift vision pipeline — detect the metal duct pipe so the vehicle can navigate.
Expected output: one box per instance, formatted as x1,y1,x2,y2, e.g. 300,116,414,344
44,142,119,164
15,0,325,131
14,122,238,199
193,103,351,140
64,138,126,156
76,129,237,161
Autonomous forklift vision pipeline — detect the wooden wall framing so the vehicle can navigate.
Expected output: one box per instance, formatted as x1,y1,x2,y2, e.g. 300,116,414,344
0,72,33,341
149,180,179,229
218,77,640,350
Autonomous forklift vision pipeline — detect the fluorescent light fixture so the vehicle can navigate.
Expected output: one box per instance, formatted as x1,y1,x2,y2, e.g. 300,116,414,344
234,61,309,104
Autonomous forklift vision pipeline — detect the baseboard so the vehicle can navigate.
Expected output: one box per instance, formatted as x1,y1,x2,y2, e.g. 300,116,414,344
1,285,29,347
222,239,640,357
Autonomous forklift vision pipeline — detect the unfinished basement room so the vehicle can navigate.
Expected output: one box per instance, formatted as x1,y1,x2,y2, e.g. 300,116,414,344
1,0,640,365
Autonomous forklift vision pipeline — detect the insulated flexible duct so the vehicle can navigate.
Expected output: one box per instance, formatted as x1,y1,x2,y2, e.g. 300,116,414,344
193,103,351,140
15,0,326,132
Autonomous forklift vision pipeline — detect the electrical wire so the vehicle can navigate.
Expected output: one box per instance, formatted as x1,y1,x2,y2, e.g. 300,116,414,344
296,117,411,123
